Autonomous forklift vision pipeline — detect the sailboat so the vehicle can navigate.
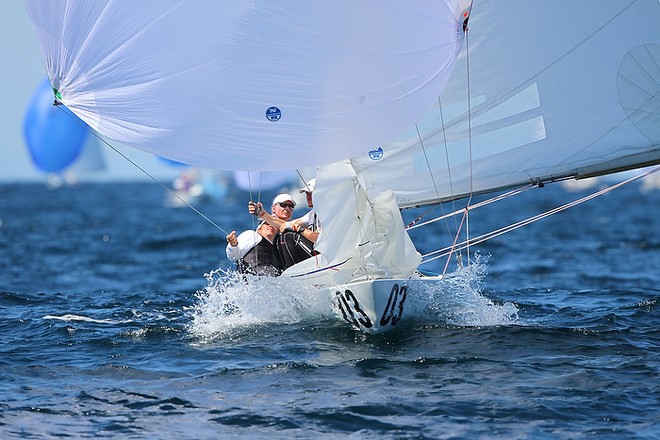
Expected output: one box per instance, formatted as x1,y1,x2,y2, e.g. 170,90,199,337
23,77,91,186
25,1,660,333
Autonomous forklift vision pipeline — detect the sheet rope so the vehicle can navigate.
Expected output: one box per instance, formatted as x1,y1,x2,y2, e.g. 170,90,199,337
420,166,660,266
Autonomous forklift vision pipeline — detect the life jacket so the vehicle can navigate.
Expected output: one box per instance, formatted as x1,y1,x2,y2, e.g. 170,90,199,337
276,231,318,270
237,237,283,276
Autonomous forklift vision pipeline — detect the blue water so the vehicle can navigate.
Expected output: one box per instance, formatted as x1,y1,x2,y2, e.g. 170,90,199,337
1,180,658,439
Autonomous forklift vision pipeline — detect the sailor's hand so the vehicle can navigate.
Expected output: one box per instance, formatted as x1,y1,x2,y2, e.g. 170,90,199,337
226,231,238,247
281,222,305,233
248,201,265,218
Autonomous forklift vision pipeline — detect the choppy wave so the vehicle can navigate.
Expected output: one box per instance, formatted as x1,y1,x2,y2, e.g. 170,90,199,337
411,256,519,327
187,269,336,341
2,182,659,439
43,314,122,324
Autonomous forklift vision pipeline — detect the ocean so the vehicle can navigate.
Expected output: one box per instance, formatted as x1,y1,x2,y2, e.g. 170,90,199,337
0,179,658,439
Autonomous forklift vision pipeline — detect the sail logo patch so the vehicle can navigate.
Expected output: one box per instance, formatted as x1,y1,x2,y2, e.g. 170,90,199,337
368,147,384,160
266,106,281,122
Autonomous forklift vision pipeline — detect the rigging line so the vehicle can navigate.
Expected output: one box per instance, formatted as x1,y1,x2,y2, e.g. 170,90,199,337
413,188,532,272
295,169,308,187
416,124,443,204
412,14,476,268
441,208,468,276
438,96,461,235
414,124,456,244
246,170,265,206
98,133,230,235
254,171,264,218
410,102,457,245
414,21,477,270
251,172,265,263
420,166,660,265
407,185,535,231
53,103,230,236
432,21,475,272
247,171,253,207
463,23,474,265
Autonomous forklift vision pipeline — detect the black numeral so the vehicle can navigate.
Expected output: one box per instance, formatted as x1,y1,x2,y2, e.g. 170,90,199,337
335,289,373,329
380,284,408,326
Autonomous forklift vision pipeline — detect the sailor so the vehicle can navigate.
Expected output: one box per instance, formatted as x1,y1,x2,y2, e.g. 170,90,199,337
225,221,282,276
249,190,319,269
294,178,322,242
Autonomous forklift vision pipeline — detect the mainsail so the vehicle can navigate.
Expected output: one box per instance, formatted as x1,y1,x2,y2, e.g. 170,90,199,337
24,0,468,171
346,0,660,208
305,0,660,282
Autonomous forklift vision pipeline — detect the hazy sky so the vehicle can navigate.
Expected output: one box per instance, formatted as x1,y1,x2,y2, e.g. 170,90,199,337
1,2,180,182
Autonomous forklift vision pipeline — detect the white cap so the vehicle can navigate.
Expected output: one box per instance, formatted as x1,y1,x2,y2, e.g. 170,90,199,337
299,178,316,193
272,193,296,207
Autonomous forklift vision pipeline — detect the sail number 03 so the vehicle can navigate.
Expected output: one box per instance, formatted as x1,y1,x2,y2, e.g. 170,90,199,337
334,283,408,330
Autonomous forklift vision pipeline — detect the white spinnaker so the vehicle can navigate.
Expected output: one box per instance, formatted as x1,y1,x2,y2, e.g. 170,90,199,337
24,0,467,171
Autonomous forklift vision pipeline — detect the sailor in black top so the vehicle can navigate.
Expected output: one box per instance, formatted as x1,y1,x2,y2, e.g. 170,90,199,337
226,221,282,276
249,189,322,270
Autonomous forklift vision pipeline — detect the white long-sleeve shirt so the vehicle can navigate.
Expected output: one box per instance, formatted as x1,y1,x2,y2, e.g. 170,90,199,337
300,209,322,231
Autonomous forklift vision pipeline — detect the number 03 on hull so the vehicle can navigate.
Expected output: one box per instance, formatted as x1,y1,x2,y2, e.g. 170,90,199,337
326,277,442,334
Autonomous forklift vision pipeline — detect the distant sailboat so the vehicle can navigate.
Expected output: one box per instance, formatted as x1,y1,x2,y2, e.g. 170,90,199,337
71,137,106,173
641,172,660,193
23,77,90,186
159,158,232,208
25,0,660,333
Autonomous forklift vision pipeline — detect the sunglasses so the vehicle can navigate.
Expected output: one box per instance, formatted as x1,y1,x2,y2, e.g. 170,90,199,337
277,202,295,209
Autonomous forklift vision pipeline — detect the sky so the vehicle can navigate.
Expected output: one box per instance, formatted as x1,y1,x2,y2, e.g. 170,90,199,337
0,3,180,182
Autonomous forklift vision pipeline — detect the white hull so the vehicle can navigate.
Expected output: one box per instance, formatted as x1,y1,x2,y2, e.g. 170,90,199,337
318,276,444,334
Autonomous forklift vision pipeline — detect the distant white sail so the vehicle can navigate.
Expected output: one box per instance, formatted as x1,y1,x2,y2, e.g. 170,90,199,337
70,137,106,173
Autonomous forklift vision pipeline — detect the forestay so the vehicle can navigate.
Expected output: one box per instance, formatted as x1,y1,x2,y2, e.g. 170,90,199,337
24,0,468,171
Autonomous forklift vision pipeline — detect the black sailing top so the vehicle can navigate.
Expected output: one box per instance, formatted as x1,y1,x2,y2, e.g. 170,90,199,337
236,235,282,277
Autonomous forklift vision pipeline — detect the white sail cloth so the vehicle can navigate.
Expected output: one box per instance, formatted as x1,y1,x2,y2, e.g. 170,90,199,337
26,1,660,283
288,0,660,280
232,171,295,192
347,0,660,208
283,161,421,284
24,0,468,171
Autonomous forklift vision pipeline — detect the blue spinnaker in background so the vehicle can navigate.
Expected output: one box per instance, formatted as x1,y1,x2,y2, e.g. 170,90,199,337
23,78,88,173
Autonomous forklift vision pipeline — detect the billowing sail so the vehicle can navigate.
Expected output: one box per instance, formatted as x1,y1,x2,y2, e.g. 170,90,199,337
346,0,660,208
24,0,467,171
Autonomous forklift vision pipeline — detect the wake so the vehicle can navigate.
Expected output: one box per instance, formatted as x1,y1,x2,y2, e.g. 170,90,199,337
411,256,519,327
187,269,333,341
187,256,518,341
